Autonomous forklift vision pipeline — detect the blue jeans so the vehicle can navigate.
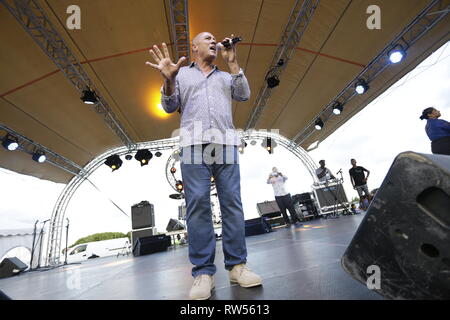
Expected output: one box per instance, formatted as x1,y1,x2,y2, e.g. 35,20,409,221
180,144,247,277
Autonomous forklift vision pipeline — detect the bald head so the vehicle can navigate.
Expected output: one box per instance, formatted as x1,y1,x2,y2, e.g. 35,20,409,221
192,32,217,62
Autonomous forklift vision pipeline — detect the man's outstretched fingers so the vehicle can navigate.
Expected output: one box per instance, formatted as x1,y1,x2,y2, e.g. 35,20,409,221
176,56,187,68
149,49,160,63
153,45,164,60
145,61,159,69
162,43,171,59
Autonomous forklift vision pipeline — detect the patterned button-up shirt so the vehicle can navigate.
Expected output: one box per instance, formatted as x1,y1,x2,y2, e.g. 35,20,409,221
161,62,250,147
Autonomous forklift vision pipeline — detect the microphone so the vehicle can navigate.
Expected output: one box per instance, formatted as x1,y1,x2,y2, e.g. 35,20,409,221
336,169,342,174
221,36,242,48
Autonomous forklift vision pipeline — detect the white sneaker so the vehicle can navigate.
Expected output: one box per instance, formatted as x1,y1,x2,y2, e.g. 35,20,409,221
189,274,215,300
229,264,262,288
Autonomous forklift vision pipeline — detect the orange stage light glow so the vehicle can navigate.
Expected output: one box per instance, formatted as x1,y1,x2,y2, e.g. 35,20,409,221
147,89,171,119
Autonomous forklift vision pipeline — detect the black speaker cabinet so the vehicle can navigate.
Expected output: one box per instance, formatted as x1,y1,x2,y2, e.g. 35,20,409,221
133,234,171,256
131,227,156,249
0,257,28,279
166,218,185,232
256,200,280,218
131,201,155,229
342,152,450,299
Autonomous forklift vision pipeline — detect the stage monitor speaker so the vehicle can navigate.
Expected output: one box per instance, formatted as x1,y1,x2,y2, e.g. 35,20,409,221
133,234,171,256
0,257,28,279
131,227,156,249
314,183,348,208
245,217,271,236
131,201,155,229
166,218,185,232
256,201,280,218
342,152,450,299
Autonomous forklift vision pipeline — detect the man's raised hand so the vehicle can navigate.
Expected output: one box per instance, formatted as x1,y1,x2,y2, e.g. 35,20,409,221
145,43,186,80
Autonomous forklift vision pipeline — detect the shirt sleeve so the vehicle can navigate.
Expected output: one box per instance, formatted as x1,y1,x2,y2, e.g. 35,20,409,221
231,68,250,102
160,79,181,113
439,119,450,133
283,176,288,182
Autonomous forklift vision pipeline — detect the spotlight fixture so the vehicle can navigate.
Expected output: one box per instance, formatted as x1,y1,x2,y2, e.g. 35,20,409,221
104,154,122,171
125,154,133,160
262,137,276,154
238,140,247,153
80,89,98,105
155,151,162,157
32,151,46,163
315,118,324,130
250,140,257,146
134,149,153,166
332,102,344,115
355,79,369,95
388,45,406,64
176,180,184,192
277,59,284,66
170,167,177,174
267,75,280,88
2,135,19,151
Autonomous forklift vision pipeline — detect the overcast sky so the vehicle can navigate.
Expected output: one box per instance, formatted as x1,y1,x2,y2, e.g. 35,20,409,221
1,41,449,251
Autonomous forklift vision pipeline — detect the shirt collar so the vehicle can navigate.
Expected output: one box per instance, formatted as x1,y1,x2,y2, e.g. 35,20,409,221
189,61,219,71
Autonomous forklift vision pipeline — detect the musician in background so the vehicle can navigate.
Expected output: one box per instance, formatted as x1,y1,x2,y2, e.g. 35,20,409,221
267,167,302,226
315,160,336,183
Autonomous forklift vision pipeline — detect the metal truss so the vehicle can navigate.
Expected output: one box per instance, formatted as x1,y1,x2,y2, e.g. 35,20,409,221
245,0,320,130
168,0,190,63
1,0,135,149
45,137,180,266
0,123,86,177
45,131,318,265
292,0,450,147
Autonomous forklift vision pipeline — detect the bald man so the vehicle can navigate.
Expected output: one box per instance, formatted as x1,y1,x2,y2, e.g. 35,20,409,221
146,32,261,300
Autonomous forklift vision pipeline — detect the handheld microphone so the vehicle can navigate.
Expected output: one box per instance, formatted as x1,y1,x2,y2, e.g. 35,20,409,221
221,36,242,48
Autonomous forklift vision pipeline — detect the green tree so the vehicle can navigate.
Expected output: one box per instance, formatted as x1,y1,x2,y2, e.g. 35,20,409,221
70,232,129,248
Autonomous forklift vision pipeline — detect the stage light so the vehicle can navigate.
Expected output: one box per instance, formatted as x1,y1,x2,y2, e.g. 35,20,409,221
262,137,276,154
355,79,369,94
250,140,257,146
388,45,406,64
332,102,343,115
155,151,162,157
105,154,122,171
176,180,183,192
238,139,247,153
2,135,19,151
81,89,97,104
170,167,176,174
32,151,46,163
134,149,153,166
125,154,132,160
315,118,324,130
267,75,280,88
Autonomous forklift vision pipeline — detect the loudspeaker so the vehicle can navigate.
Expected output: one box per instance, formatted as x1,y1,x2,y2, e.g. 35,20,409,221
256,201,280,218
245,217,272,236
131,201,155,229
342,152,450,299
166,218,185,232
0,257,28,279
314,183,348,208
133,234,171,256
131,227,157,249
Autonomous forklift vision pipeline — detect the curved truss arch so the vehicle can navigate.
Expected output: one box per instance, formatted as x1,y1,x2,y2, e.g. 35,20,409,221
46,133,317,266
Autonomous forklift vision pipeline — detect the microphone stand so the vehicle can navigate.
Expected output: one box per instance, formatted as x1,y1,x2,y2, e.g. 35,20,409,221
64,218,70,265
36,220,49,269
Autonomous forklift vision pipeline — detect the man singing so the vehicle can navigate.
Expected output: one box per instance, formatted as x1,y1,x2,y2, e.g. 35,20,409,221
146,32,262,300
267,167,302,226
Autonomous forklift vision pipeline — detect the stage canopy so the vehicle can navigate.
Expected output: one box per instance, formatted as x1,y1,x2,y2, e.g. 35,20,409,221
1,0,449,183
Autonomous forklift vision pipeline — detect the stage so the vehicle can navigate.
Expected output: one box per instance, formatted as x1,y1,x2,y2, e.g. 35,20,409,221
0,214,382,300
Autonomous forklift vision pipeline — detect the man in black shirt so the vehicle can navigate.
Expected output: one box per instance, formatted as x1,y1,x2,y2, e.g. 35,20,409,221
349,159,371,199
